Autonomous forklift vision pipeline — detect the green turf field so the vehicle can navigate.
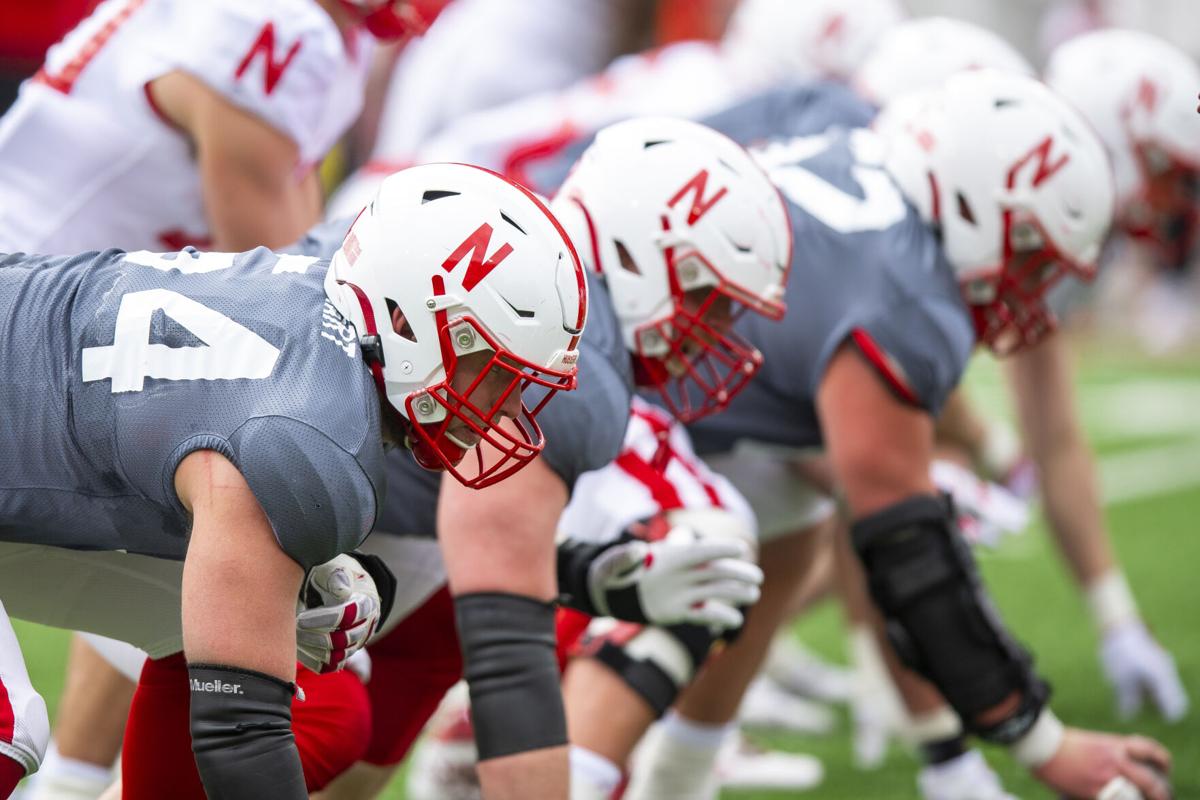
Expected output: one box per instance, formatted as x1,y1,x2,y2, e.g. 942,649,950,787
12,338,1200,799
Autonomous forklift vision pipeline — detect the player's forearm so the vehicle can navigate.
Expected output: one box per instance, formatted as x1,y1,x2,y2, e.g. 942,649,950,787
1006,337,1115,586
204,163,320,252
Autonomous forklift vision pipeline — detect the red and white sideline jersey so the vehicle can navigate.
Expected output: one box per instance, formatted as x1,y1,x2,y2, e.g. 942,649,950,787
0,0,371,253
328,41,747,218
558,397,756,546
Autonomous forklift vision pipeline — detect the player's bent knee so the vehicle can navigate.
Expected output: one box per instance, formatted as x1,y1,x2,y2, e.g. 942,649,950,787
588,622,716,717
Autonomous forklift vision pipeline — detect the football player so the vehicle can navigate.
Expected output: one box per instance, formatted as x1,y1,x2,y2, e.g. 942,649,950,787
569,72,1173,800
0,1,443,795
584,19,1188,799
0,163,586,799
106,117,787,800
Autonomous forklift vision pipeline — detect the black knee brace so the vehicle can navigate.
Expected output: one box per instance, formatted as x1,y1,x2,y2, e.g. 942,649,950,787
851,494,1050,743
591,622,717,717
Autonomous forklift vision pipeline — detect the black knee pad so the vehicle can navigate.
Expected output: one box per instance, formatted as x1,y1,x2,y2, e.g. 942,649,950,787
590,622,717,717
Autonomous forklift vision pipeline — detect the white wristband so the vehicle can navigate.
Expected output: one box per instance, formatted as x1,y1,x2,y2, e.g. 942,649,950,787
1009,708,1065,769
1086,570,1139,633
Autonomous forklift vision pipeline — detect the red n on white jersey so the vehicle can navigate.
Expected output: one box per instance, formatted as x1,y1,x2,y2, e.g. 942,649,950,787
0,0,371,253
558,396,756,546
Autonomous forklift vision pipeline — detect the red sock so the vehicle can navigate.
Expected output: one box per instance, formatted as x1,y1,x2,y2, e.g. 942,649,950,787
0,753,26,799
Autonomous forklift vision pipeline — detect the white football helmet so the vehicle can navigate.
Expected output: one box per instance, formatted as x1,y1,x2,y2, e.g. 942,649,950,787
878,70,1114,353
551,117,791,422
325,163,586,488
1046,29,1200,267
722,0,906,85
854,17,1034,107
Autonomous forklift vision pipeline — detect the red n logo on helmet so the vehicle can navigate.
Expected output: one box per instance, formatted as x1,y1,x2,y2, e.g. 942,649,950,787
1008,135,1071,189
668,170,729,225
442,223,514,291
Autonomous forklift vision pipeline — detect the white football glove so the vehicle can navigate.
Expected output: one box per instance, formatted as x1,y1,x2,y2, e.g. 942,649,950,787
1100,621,1189,722
296,552,395,675
931,459,1030,548
587,526,763,632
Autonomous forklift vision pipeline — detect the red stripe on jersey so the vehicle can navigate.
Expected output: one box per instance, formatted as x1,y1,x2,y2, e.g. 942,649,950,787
502,121,578,190
615,451,682,511
0,675,15,744
674,453,723,507
850,328,920,406
33,0,146,95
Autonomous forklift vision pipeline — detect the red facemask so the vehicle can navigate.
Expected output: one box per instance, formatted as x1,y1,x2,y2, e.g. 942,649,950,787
341,0,449,41
1121,142,1200,271
403,311,577,490
340,280,577,490
965,212,1090,355
631,220,786,423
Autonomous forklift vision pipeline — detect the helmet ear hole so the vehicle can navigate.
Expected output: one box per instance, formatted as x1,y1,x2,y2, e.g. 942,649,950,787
614,240,642,275
385,298,417,343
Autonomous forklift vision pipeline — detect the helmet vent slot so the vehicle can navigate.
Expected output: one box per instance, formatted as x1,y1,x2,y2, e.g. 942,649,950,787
421,190,460,204
614,240,642,275
643,139,670,149
386,298,418,342
957,192,977,225
500,211,527,235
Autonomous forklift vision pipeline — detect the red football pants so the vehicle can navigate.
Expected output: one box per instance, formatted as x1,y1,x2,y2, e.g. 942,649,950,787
121,653,371,799
361,586,463,766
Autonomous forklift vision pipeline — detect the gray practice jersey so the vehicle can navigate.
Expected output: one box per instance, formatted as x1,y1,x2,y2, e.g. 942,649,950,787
288,219,634,538
526,80,875,195
0,247,385,569
688,128,976,454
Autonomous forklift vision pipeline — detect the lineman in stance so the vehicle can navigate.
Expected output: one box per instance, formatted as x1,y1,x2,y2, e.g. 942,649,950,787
0,163,586,799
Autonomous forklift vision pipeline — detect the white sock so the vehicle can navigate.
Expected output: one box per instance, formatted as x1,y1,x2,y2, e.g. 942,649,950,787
623,713,733,800
569,746,621,800
24,742,114,800
659,710,731,751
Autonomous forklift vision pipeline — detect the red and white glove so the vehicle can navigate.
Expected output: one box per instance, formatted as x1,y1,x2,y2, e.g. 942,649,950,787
296,552,395,674
931,459,1030,548
587,521,763,632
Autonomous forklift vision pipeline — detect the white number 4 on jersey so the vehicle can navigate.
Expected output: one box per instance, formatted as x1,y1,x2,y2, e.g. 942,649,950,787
82,289,280,393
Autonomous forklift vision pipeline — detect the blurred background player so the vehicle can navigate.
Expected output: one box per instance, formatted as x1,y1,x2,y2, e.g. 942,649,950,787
0,1,446,796
330,0,907,214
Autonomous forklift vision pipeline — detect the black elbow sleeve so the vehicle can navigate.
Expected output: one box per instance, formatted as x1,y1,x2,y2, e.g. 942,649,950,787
455,592,567,761
850,494,1050,743
188,664,307,799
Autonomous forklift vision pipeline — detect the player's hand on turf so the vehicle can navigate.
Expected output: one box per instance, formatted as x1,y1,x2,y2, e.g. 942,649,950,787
1033,727,1172,800
587,526,763,631
1101,622,1190,722
296,552,395,674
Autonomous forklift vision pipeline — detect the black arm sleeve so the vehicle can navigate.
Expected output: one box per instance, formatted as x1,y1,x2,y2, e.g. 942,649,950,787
188,664,307,799
555,535,624,617
455,592,567,761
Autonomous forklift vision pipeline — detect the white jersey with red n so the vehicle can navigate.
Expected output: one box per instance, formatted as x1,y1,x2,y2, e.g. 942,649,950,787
558,396,756,546
0,0,370,253
328,41,750,218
